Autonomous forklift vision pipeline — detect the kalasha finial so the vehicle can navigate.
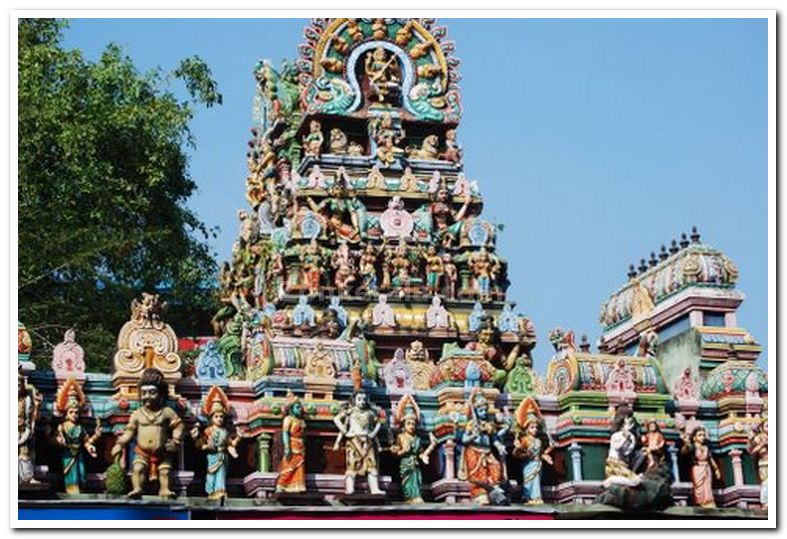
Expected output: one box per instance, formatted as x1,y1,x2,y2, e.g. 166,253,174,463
690,226,701,244
669,239,679,254
638,258,648,274
627,264,637,279
659,245,668,261
679,232,689,249
579,334,591,353
649,252,658,267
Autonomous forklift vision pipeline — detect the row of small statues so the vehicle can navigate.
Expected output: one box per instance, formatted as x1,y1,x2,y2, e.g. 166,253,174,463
241,175,483,250
302,117,462,165
221,243,504,330
18,369,548,505
19,367,768,510
293,240,503,301
296,165,479,198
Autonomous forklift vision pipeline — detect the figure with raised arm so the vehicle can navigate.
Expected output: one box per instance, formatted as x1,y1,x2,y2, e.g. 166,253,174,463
459,389,509,505
387,395,438,504
54,379,101,494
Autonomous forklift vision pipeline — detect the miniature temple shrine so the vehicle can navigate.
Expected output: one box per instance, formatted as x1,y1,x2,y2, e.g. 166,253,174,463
18,18,768,520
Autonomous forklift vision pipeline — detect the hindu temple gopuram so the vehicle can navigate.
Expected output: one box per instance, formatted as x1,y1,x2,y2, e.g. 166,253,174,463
18,18,768,521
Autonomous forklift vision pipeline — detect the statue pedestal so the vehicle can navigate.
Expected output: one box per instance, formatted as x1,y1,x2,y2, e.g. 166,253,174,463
18,482,54,500
273,491,329,506
303,377,337,400
338,492,390,506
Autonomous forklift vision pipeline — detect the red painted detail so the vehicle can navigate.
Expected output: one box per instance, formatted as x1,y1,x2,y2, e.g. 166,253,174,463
178,337,214,352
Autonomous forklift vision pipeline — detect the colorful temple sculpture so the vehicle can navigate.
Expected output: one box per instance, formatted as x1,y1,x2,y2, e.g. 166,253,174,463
18,19,768,520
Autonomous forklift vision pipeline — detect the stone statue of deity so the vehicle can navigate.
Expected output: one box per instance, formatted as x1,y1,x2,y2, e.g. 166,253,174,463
459,389,509,505
438,129,463,163
371,294,396,329
595,406,673,511
18,370,42,486
276,395,307,494
370,113,405,167
307,183,361,243
303,119,324,157
442,252,458,299
191,386,239,501
641,420,666,472
332,242,357,296
359,243,381,294
333,390,385,496
674,367,699,402
426,295,452,330
512,398,553,505
681,425,720,508
299,239,325,296
430,187,471,248
602,405,642,489
111,368,184,499
470,247,499,302
54,379,101,494
387,395,438,504
364,46,401,105
421,245,444,296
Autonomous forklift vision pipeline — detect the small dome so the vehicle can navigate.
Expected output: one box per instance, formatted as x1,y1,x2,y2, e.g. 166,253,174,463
700,360,767,400
600,242,740,330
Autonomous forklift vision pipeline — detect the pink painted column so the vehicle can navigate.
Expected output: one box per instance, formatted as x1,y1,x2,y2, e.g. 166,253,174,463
730,449,744,486
444,439,456,480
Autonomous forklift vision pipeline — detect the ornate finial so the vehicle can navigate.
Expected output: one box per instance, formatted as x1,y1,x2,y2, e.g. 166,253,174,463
669,239,679,254
627,264,637,279
638,258,648,274
690,226,701,244
679,232,689,249
648,252,658,267
579,334,591,353
659,245,668,261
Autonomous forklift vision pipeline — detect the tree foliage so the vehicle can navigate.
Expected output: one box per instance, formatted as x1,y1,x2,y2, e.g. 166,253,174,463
18,19,222,371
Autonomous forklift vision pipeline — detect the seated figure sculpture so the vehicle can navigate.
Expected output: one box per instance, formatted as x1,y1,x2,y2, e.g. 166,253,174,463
426,295,452,330
595,405,673,511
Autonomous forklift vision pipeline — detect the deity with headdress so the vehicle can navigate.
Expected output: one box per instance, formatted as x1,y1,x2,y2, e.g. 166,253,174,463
54,379,101,494
512,397,553,505
458,388,509,505
387,395,438,503
191,385,240,501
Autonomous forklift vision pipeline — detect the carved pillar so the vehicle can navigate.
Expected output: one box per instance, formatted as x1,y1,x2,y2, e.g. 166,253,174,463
257,432,272,473
730,449,744,486
668,444,680,483
444,439,456,480
459,269,471,296
569,442,583,482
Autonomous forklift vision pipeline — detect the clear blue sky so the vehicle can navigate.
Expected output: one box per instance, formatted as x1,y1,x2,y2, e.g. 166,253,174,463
61,18,768,374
